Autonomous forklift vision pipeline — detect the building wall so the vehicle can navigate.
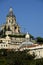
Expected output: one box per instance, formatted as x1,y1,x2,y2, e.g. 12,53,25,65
0,43,19,50
28,48,43,59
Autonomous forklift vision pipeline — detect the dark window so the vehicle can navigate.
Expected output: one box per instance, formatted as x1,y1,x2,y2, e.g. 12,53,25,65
15,26,17,29
6,45,7,47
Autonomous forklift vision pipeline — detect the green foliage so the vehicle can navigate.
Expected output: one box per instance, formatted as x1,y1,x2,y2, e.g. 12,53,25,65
0,49,35,65
36,37,43,43
0,49,43,65
30,34,34,39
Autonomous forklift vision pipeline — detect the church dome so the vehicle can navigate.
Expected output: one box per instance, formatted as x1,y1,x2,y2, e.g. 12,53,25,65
19,41,33,48
25,32,30,39
22,41,33,45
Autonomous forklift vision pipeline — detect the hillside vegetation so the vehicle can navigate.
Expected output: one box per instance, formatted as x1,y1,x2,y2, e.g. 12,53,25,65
0,49,43,65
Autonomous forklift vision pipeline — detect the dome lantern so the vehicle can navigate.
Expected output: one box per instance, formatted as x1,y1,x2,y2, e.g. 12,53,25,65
9,7,13,12
25,32,30,39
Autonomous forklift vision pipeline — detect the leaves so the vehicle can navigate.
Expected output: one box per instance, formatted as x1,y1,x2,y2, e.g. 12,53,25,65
0,49,35,65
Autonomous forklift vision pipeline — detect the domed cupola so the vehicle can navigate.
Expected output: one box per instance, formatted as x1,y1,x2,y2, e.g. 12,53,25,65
25,32,30,39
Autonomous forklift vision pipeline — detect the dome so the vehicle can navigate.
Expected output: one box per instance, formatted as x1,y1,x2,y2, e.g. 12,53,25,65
25,32,30,39
22,41,33,45
19,41,33,48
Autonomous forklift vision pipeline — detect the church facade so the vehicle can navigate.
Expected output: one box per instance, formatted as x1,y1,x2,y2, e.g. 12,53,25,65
0,8,30,50
0,8,43,59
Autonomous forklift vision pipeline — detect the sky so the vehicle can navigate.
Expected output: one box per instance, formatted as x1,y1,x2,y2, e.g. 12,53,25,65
0,0,43,37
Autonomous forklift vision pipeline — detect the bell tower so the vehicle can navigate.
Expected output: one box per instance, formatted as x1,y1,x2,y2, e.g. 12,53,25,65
5,7,20,34
6,8,16,25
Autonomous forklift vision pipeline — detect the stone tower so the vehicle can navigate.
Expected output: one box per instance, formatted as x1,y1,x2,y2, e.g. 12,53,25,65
5,8,20,35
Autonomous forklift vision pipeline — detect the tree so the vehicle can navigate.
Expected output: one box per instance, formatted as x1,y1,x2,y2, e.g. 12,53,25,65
36,37,43,44
0,49,36,65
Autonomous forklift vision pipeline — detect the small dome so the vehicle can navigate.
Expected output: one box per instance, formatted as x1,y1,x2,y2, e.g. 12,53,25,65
25,32,30,39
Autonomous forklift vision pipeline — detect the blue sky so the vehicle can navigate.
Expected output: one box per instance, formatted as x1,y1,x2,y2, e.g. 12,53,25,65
0,0,43,37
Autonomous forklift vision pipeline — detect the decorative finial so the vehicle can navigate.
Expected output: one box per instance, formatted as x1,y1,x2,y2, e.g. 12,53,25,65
9,7,13,12
25,32,30,39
